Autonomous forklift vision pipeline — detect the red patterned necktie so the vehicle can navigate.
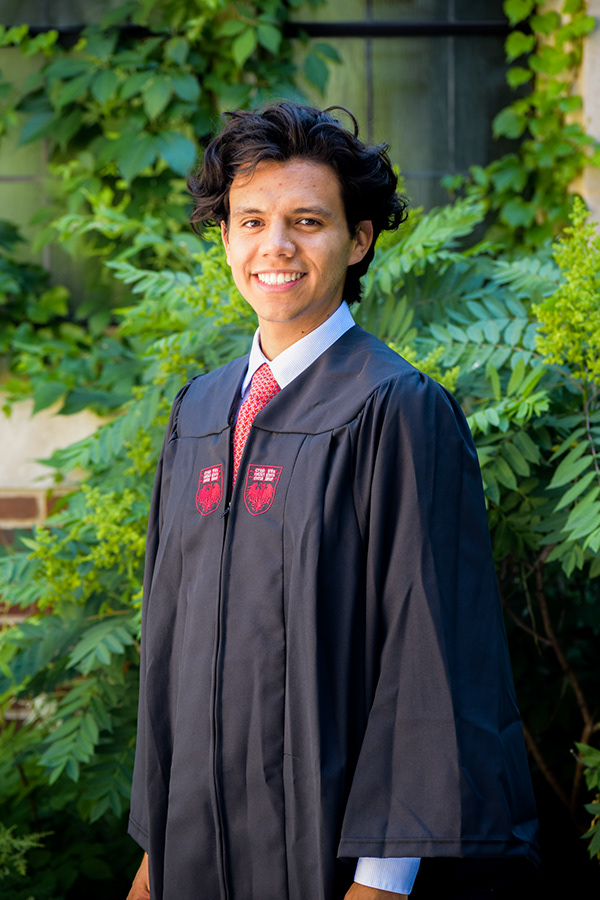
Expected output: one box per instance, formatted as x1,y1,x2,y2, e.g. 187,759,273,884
232,364,280,485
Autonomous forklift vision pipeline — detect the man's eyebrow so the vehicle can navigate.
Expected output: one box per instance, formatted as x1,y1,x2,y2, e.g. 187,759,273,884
230,205,334,218
293,206,334,218
230,207,264,217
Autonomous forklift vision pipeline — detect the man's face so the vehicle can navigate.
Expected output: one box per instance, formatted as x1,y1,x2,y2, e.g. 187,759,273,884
221,158,372,356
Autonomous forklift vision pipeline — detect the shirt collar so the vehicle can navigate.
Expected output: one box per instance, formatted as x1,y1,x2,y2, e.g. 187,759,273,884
242,301,355,395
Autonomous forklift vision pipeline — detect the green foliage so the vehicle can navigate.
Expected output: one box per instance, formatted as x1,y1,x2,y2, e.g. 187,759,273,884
446,0,600,246
578,741,600,860
0,221,70,375
534,195,600,382
0,0,337,414
0,821,47,880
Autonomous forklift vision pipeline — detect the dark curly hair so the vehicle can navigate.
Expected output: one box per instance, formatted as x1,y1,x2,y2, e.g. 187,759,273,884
187,102,408,304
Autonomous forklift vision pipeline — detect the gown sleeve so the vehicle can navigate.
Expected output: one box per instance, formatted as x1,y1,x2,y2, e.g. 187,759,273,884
338,371,539,865
128,380,196,851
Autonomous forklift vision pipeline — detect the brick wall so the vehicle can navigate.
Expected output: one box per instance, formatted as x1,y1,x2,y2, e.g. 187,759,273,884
0,397,101,631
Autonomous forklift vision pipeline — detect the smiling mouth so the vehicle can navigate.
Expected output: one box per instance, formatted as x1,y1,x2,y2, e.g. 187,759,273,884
255,272,306,285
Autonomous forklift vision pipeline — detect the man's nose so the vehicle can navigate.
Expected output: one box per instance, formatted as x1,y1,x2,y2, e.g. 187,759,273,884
261,221,295,256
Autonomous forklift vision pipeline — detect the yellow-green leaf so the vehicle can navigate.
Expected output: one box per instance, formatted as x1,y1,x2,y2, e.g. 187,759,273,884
507,357,526,396
232,28,257,69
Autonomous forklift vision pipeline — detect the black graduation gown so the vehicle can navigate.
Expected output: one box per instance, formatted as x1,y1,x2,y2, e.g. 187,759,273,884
129,325,539,900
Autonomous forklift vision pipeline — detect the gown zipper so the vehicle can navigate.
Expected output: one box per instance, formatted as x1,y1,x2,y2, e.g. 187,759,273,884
210,425,235,900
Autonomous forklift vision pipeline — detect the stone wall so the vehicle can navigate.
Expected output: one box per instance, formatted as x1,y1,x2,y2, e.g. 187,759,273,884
578,0,600,222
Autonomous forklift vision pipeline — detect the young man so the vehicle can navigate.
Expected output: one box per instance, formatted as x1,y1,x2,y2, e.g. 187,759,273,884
127,103,539,900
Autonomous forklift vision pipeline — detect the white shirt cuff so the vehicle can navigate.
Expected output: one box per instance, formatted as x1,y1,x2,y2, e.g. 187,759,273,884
354,857,421,894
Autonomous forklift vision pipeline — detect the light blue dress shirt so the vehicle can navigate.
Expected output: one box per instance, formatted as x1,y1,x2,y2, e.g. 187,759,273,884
239,302,421,895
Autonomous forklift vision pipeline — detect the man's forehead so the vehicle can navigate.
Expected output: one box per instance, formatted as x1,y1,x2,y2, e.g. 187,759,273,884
228,158,343,213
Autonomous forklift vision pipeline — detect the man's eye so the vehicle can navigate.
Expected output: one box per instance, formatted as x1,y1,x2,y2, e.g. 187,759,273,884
298,218,320,226
242,219,262,228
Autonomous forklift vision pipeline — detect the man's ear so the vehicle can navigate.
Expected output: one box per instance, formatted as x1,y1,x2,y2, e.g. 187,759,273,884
349,220,374,266
220,220,231,264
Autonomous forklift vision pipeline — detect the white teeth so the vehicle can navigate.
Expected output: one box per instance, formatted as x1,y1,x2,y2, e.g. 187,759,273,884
256,272,304,285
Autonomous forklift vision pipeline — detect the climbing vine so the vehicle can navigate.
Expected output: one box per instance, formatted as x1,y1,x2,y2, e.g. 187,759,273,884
445,0,600,245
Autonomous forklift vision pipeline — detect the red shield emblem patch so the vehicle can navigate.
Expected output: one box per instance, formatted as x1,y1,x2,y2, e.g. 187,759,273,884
244,464,283,516
196,465,223,516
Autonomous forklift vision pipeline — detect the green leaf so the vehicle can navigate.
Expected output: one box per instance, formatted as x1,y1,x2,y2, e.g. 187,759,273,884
68,617,134,670
577,741,600,764
157,131,197,176
45,58,92,80
482,471,500,505
232,28,257,68
564,497,600,539
551,436,588,463
164,37,189,65
117,133,158,182
519,365,546,398
504,319,525,346
493,457,518,491
504,0,535,25
84,29,118,61
55,72,94,108
304,52,329,94
143,76,172,120
447,324,468,342
486,407,500,428
91,69,120,106
171,72,201,103
486,362,501,401
120,71,152,100
32,380,67,413
430,323,452,342
501,198,536,229
583,526,600,553
53,108,83,147
66,757,80,781
313,42,342,63
483,320,500,344
530,11,561,35
507,357,526,396
19,110,55,144
502,442,530,477
513,430,540,463
507,66,532,88
492,106,526,140
588,825,600,859
530,45,570,76
549,451,593,490
217,19,247,37
81,712,100,743
558,96,582,113
257,23,282,55
490,159,528,194
505,31,535,62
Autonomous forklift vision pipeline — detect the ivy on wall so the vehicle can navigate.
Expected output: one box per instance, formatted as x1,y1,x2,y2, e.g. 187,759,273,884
0,0,339,415
445,0,600,245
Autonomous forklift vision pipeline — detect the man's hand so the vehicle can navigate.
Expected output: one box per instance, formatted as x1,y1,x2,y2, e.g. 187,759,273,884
345,883,408,900
127,852,150,900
